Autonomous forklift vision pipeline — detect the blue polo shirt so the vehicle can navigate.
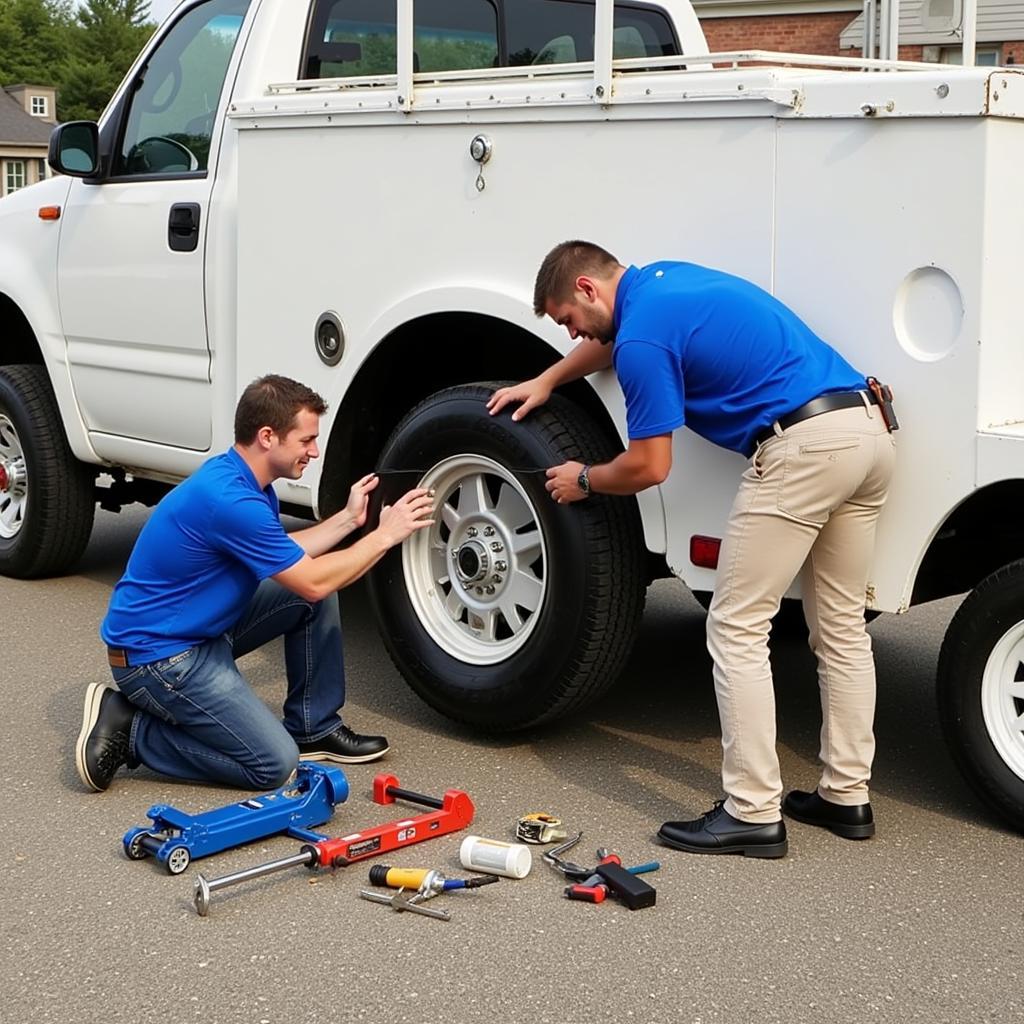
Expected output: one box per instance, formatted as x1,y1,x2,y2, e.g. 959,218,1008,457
101,448,304,664
612,263,865,455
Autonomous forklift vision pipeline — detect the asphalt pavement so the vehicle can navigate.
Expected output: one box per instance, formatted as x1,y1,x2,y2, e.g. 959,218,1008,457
1,506,1020,1024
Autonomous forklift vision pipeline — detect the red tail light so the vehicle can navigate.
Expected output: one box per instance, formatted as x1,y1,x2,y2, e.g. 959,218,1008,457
690,535,721,569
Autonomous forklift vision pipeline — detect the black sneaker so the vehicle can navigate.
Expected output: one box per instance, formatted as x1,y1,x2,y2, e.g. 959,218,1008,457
658,800,788,858
297,725,389,764
76,682,135,792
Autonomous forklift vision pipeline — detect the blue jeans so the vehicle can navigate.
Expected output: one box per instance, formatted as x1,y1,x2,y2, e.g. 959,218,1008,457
110,580,345,788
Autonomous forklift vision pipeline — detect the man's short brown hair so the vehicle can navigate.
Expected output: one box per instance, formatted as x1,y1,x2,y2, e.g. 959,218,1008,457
533,240,621,316
234,375,328,444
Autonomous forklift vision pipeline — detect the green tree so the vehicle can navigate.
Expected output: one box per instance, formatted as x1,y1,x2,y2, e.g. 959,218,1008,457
59,0,156,121
0,0,73,85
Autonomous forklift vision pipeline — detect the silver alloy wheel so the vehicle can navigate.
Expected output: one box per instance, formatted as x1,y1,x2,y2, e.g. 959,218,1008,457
402,454,548,665
0,413,28,540
981,619,1024,783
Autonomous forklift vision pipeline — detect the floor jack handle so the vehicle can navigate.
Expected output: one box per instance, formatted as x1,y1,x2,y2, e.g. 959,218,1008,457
194,850,315,916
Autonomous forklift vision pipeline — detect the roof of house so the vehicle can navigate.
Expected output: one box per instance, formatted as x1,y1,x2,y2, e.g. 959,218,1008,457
0,88,52,146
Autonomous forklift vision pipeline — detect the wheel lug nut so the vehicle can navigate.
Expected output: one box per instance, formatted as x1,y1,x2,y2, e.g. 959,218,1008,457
490,541,503,552
485,585,495,594
494,560,507,572
467,527,478,537
483,526,495,537
491,574,502,583
475,587,483,595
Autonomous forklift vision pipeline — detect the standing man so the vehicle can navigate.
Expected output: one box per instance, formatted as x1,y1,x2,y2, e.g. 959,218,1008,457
488,241,897,858
76,374,434,792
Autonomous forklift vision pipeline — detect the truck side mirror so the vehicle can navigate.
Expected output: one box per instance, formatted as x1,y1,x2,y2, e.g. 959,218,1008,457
48,122,101,178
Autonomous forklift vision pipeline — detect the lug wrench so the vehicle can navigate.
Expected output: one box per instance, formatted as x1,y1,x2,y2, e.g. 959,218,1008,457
358,888,451,921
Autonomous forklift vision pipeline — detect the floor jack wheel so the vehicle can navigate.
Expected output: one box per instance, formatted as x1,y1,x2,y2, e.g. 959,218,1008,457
165,845,191,875
123,829,156,860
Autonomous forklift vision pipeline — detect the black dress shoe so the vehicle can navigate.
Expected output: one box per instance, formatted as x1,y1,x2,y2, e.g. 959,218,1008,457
76,682,135,792
783,790,874,839
658,800,788,858
297,725,389,764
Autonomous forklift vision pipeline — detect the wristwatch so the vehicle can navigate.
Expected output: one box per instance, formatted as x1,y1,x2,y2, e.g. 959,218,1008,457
577,464,592,497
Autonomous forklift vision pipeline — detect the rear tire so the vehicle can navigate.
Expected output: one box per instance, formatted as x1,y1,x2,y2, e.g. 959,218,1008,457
367,383,645,730
0,364,95,578
937,560,1024,832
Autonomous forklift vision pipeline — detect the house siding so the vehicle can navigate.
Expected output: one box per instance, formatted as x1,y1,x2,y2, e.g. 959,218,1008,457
692,0,1024,58
839,0,1024,47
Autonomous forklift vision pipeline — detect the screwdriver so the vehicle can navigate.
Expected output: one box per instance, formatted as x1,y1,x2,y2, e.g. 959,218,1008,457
368,864,498,897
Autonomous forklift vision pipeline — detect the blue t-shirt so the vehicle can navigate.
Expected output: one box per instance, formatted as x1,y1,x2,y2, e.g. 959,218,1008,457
101,448,304,663
612,263,865,455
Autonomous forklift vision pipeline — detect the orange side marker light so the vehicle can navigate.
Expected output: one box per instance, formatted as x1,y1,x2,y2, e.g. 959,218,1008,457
38,205,61,220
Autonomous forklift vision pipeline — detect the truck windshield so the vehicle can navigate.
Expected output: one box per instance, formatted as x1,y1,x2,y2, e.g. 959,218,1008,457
301,0,679,79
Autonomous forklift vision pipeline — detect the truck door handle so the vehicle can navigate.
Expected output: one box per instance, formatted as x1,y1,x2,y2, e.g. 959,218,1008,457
168,203,201,252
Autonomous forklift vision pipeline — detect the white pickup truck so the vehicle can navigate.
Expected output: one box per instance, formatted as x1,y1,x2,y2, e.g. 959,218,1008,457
1,0,1022,828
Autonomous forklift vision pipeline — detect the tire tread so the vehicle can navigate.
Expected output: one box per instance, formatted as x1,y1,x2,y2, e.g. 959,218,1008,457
372,382,646,730
0,364,95,578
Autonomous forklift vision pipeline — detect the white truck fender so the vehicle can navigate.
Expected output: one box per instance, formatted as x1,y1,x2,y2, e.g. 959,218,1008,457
353,284,669,554
0,175,97,465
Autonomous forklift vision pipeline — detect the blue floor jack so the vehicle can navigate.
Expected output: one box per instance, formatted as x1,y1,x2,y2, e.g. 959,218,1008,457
122,763,349,875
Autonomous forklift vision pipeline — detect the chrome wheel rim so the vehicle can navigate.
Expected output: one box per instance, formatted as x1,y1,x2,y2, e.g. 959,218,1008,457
402,454,548,665
0,413,28,540
981,620,1024,782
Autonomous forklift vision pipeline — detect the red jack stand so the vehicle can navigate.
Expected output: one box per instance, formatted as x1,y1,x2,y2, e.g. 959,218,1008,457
193,774,475,915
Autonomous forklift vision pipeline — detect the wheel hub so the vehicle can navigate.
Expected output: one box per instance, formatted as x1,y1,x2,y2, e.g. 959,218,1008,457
0,413,29,540
0,457,23,496
400,454,547,665
454,540,490,584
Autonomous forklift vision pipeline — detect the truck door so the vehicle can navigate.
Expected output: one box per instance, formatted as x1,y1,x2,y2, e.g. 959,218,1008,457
57,0,251,452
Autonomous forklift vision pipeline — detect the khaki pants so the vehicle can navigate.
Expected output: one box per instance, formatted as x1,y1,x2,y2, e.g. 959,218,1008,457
706,403,896,823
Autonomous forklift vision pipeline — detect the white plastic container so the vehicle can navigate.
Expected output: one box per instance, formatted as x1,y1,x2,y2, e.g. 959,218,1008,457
459,835,533,879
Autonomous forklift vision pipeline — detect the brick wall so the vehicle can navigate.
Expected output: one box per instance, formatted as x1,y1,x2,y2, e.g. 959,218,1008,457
700,13,1022,64
700,12,859,56
1002,42,1024,64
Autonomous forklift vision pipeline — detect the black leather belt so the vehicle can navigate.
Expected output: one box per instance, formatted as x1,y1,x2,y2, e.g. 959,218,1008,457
107,646,130,669
753,390,879,451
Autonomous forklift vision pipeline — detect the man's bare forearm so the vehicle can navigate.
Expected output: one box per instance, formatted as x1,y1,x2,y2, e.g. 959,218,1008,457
543,338,614,387
275,530,391,600
291,510,359,557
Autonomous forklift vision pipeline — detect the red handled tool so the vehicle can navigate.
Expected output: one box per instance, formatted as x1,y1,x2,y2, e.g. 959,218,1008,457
194,774,475,916
561,849,659,908
565,883,607,903
564,850,620,902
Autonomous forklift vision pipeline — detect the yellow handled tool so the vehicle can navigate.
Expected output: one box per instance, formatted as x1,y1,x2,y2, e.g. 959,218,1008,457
369,865,434,890
367,864,498,897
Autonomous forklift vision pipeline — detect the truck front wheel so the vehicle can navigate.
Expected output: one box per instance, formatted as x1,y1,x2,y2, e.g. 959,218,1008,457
0,364,95,578
937,560,1024,832
367,384,645,730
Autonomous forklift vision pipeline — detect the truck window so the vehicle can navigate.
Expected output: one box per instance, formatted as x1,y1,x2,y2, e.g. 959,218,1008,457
507,0,678,65
303,0,499,78
301,0,679,78
116,0,251,177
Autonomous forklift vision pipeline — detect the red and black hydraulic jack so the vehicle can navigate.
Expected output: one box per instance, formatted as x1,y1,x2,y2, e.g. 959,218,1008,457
193,773,474,916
